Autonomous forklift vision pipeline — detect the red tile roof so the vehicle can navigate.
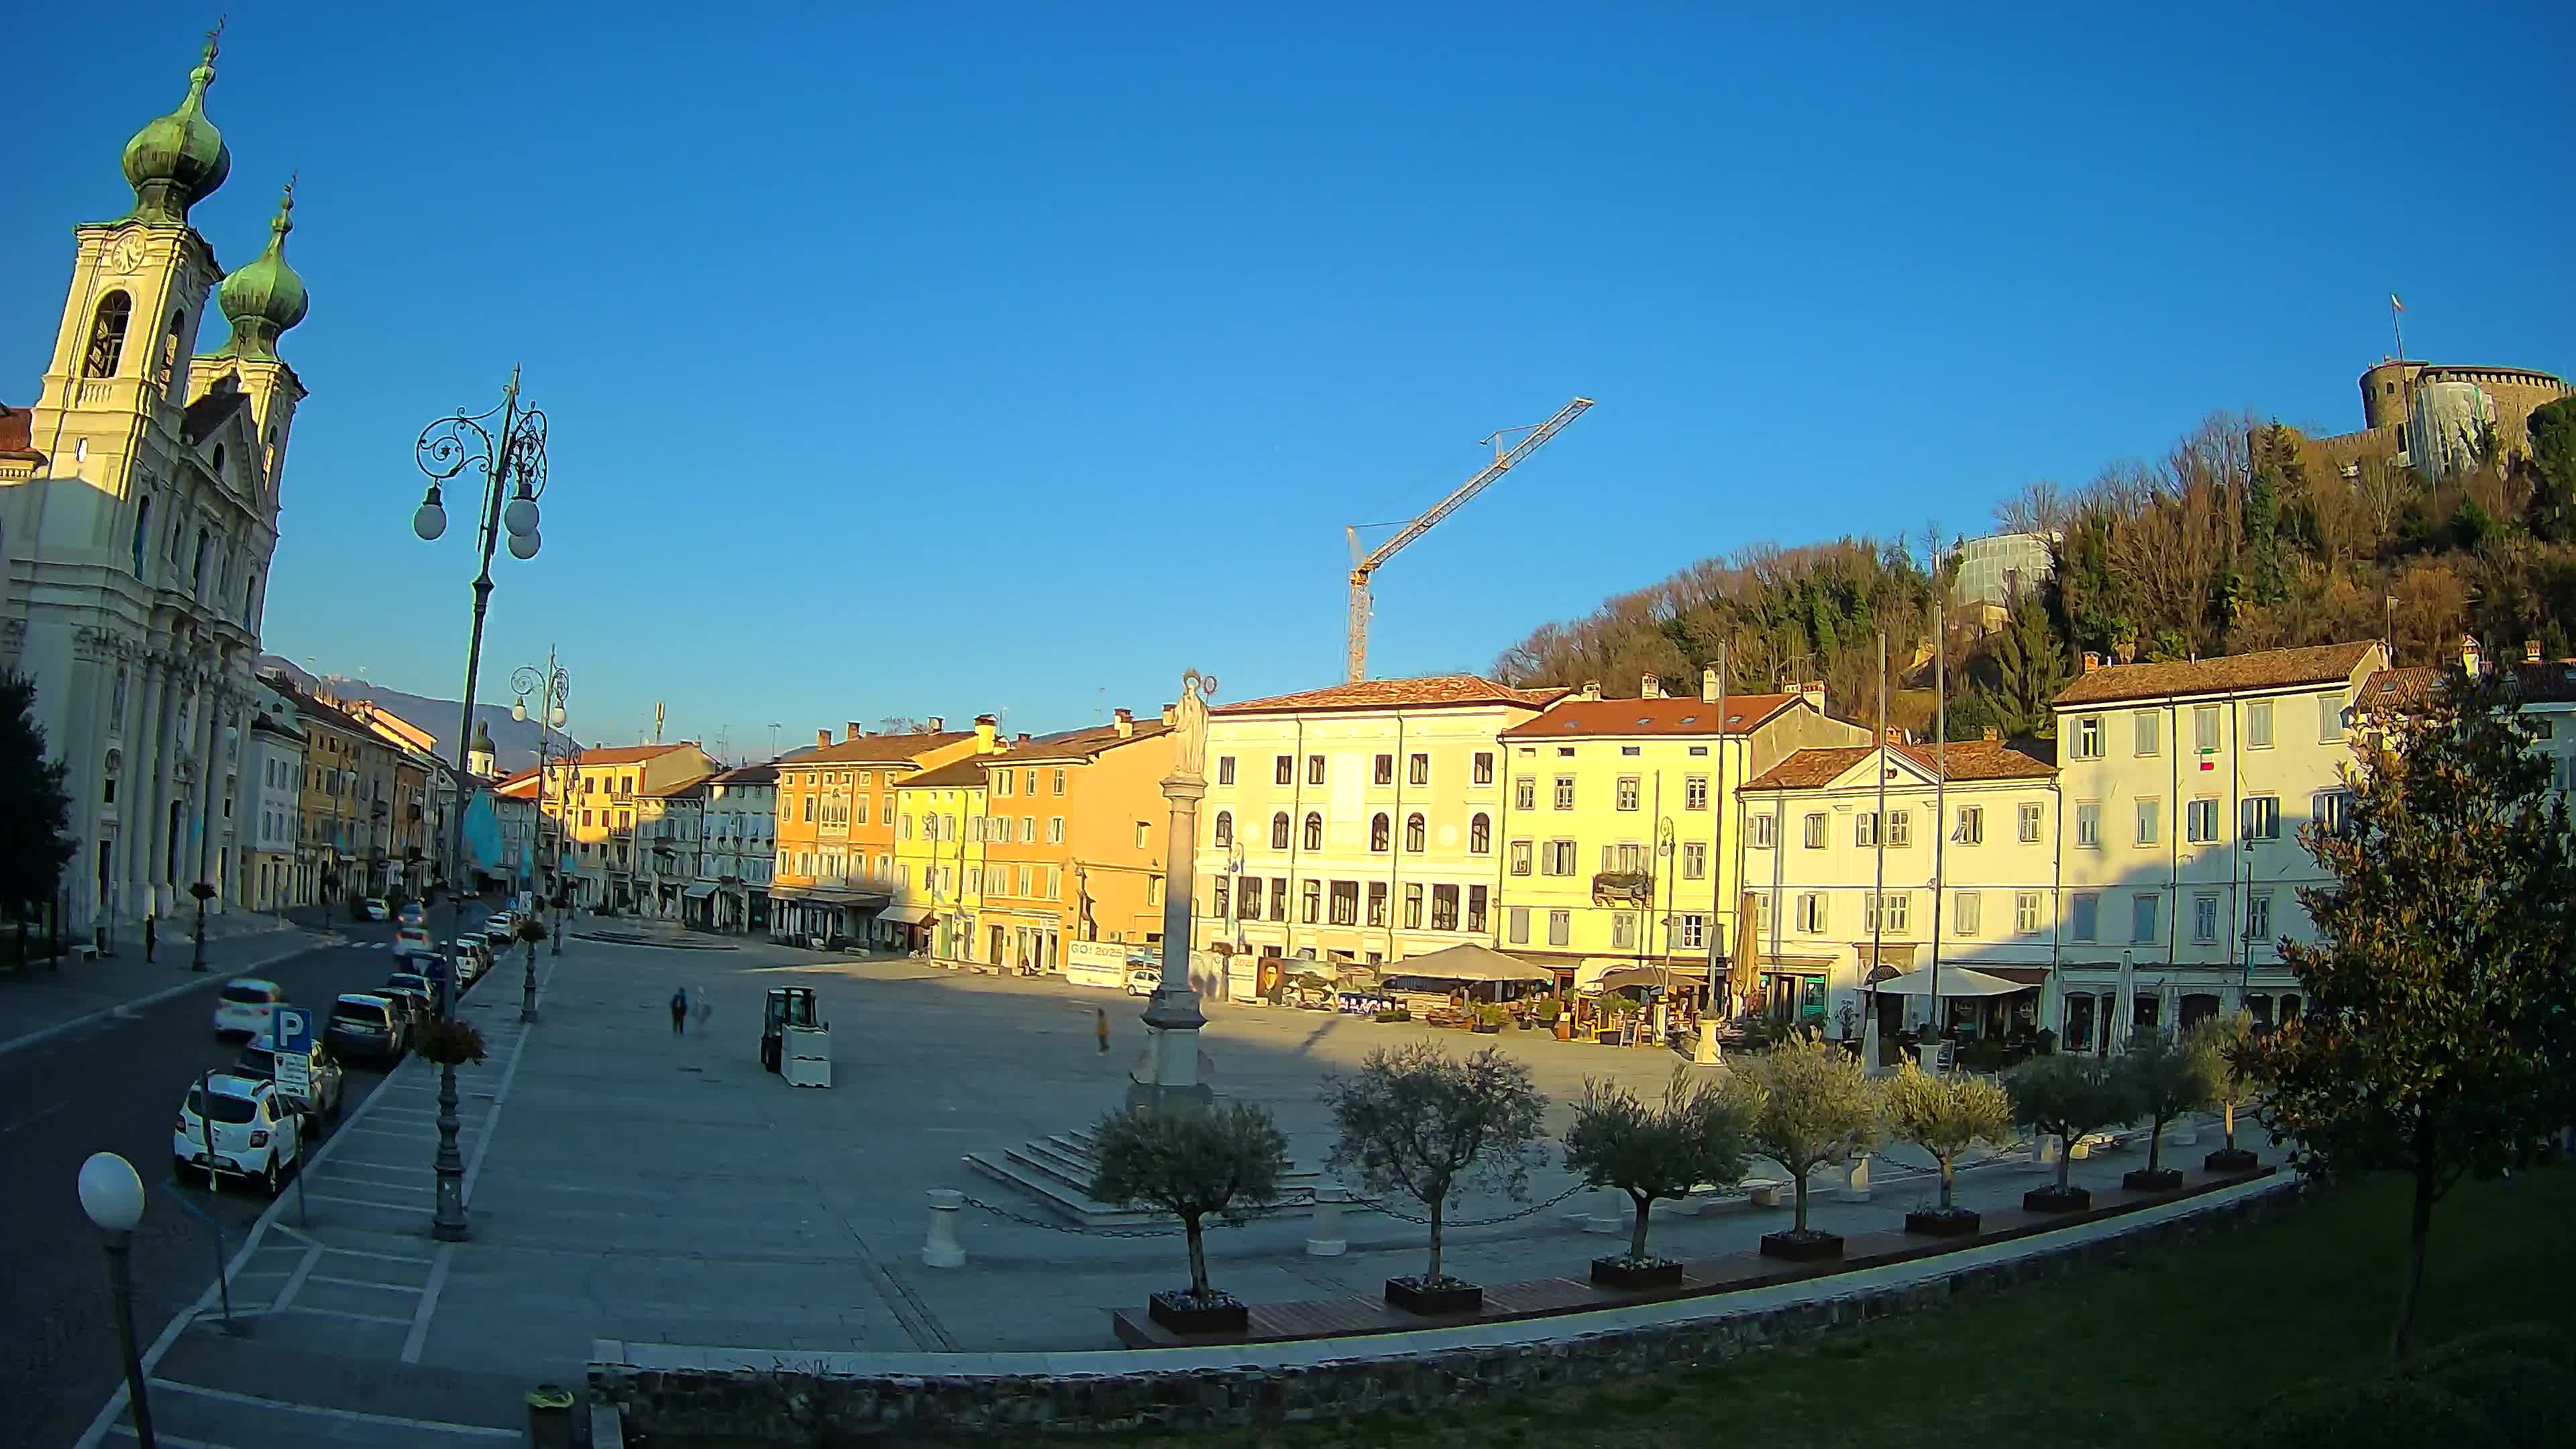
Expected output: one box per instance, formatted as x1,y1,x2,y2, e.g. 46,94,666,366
996,718,1173,763
795,731,975,765
2053,641,2383,707
0,402,43,462
710,763,777,786
1743,739,2057,792
1499,693,1800,740
493,768,542,798
900,755,1003,790
1216,675,1567,716
564,743,700,767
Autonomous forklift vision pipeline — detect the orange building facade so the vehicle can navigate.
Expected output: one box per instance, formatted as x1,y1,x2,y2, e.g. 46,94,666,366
973,707,1175,972
769,720,982,945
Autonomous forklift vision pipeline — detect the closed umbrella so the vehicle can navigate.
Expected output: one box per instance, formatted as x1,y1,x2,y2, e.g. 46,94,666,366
2114,951,2136,1054
1727,891,1762,1016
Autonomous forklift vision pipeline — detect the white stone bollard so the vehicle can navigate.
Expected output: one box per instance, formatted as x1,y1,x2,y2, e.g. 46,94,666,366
1305,1185,1348,1257
2033,1134,2061,1168
922,1189,966,1269
1835,1155,1872,1203
1584,1188,1623,1234
2168,1115,2200,1147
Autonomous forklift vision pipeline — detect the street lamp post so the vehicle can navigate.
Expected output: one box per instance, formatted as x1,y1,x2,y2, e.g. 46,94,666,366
412,368,549,1244
77,1152,157,1448
512,653,570,1020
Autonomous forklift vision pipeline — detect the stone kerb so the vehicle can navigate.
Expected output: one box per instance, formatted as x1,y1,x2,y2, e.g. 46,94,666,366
594,1176,2306,1439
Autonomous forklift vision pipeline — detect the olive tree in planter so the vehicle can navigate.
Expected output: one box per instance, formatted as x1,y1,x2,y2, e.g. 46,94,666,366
1725,1031,1882,1261
1323,1042,1550,1315
1562,1069,1752,1289
2184,1010,2262,1172
1087,1102,1291,1335
2114,1032,2217,1191
1885,1062,2016,1236
2006,1052,2139,1213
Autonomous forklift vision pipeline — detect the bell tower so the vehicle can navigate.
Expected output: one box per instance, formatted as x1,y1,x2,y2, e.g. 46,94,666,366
24,28,232,553
201,179,312,526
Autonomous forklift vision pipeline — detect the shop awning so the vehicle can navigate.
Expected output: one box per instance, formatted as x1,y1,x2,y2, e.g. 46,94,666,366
1383,943,1553,983
682,883,718,900
1592,965,1709,992
1869,965,2027,998
879,904,935,926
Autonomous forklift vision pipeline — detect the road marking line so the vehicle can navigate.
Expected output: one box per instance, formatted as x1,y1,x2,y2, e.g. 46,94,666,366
321,1244,435,1265
458,960,546,1208
309,1272,427,1295
401,1243,455,1363
280,1304,415,1326
145,1380,519,1436
3,1097,71,1133
303,1191,417,1212
269,1245,323,1313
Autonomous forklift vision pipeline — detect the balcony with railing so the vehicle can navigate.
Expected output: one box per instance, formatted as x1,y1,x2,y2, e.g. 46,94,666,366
1591,870,1655,904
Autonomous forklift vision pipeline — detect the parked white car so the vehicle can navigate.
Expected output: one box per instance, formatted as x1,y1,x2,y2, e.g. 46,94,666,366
173,1073,303,1195
1124,964,1162,997
482,912,520,945
212,978,286,1038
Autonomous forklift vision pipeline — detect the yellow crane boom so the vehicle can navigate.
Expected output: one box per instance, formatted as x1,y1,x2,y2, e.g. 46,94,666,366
1346,396,1593,683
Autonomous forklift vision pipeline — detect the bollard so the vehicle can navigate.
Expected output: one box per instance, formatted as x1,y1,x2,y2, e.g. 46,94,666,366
1305,1184,1347,1257
2033,1134,2061,1168
525,1385,577,1449
922,1189,966,1269
1835,1155,1872,1203
2167,1115,2200,1147
1584,1188,1623,1234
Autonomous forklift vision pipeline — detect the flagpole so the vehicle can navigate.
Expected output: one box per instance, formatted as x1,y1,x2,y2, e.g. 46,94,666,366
2391,293,2405,362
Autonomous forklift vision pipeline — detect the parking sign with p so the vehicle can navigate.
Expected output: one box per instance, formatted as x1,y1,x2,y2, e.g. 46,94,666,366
274,1007,313,1097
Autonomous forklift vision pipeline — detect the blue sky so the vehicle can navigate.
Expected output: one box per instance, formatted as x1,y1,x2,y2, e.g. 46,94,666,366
7,2,2569,759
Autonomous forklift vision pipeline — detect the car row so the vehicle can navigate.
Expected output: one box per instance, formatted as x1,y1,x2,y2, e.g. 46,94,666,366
174,1073,305,1195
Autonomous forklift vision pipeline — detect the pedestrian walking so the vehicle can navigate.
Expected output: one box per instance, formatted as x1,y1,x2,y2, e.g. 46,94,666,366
693,988,712,1032
144,913,156,964
1095,1007,1110,1055
670,986,689,1036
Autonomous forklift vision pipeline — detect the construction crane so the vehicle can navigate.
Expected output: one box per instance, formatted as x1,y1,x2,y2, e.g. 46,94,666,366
1344,396,1593,683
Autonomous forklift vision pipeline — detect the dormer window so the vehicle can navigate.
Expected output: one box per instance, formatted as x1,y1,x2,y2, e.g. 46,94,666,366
212,443,225,476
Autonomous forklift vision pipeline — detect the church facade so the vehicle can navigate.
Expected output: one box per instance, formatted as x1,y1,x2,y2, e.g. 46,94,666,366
0,32,312,938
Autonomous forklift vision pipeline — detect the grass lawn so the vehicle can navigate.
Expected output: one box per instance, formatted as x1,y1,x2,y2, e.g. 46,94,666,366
1040,1165,2575,1449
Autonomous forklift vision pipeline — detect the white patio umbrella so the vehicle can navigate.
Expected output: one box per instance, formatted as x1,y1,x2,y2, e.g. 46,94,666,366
2114,951,2136,1053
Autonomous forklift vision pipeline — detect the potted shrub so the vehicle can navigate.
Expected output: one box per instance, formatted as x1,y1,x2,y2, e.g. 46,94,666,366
413,1016,488,1068
1472,1004,1510,1035
1564,1069,1751,1289
1725,1031,1883,1261
2184,1010,2262,1173
2006,1053,2139,1212
1372,1006,1411,1024
2116,1031,2217,1191
1323,1043,1550,1315
1886,1061,2016,1236
1087,1102,1291,1335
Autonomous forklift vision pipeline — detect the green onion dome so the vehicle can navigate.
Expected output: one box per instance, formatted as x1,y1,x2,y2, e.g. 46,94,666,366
121,34,231,225
215,183,309,359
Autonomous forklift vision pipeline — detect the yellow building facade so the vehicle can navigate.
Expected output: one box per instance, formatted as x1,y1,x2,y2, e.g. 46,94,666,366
889,719,1008,957
1493,672,1868,990
537,742,719,910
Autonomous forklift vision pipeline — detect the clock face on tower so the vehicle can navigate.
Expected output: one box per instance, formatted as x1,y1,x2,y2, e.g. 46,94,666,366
106,233,147,276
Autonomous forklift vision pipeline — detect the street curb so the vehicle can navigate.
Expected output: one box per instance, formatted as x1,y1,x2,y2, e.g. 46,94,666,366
0,929,343,1062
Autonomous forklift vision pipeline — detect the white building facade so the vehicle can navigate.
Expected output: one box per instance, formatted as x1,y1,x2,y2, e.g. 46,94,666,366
241,681,304,911
1,38,309,937
1737,738,2059,1039
2050,641,2387,1049
1190,676,1563,968
699,763,775,932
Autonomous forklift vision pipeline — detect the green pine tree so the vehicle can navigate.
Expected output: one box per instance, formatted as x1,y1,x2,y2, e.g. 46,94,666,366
0,670,75,965
2244,425,2291,603
2523,397,2576,543
1988,592,2069,739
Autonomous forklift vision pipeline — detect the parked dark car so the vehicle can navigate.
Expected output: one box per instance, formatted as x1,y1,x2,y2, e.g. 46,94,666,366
324,993,404,1065
382,973,437,1024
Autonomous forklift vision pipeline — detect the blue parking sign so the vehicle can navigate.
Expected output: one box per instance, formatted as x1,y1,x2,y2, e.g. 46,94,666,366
275,1007,313,1055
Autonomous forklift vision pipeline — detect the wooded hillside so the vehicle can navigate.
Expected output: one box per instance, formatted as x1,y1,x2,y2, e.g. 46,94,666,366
1491,398,2576,741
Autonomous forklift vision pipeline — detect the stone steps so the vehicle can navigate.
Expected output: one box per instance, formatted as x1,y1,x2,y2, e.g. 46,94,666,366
963,1120,1330,1229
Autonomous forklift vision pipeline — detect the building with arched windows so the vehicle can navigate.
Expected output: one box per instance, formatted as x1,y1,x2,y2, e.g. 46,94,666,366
0,33,311,938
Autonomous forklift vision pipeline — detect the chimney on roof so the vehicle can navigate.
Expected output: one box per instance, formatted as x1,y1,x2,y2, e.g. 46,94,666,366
2082,652,2102,674
1982,726,2000,743
1161,702,1177,727
1701,666,1719,704
2461,635,2483,678
926,716,945,733
846,721,863,742
2527,639,2543,665
816,729,830,749
1015,732,1031,745
1640,674,1665,700
974,714,999,752
1799,680,1827,711
1113,707,1134,739
1886,727,1905,745
1578,679,1601,702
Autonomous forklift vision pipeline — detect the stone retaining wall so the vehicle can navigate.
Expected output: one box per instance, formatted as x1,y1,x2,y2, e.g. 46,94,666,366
596,1179,2306,1440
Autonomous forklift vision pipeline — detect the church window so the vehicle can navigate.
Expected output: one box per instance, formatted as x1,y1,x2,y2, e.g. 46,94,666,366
194,529,211,594
157,309,185,392
212,443,225,476
85,292,131,378
129,497,152,578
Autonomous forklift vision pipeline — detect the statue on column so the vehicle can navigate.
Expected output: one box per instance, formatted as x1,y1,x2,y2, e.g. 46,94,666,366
1171,669,1215,783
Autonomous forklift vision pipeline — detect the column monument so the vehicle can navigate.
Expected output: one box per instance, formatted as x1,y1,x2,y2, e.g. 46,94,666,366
1128,669,1217,1113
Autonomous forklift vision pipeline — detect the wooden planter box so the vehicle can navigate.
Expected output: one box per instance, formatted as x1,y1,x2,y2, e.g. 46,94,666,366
2122,1168,2184,1193
2023,1185,2092,1214
1589,1256,1684,1290
1146,1291,1248,1334
1758,1230,1843,1263
1904,1208,1982,1237
2204,1147,2259,1173
1384,1277,1483,1316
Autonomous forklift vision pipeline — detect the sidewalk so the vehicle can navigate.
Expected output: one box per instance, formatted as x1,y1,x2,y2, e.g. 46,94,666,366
0,916,339,1059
